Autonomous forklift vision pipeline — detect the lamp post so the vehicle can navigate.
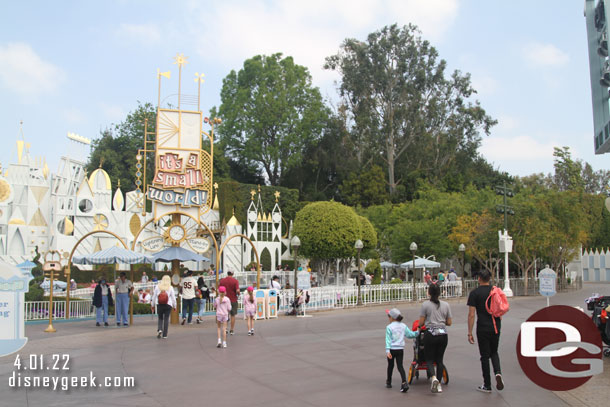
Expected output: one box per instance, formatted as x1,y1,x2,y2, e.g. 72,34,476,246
410,242,417,300
459,243,466,296
355,239,363,305
291,235,300,314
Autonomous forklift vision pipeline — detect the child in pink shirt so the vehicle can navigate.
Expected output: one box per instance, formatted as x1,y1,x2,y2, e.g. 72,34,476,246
214,286,231,348
243,286,256,336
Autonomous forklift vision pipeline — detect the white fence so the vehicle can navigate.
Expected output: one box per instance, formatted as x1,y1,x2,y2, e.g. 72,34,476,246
25,299,95,320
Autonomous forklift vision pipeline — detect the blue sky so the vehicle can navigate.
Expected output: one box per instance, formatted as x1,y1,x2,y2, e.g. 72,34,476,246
0,0,605,179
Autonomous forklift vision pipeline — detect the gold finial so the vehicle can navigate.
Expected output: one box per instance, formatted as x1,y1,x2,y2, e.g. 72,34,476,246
250,189,256,200
194,72,205,83
257,184,261,193
117,179,121,189
157,69,171,79
274,191,280,202
232,207,235,216
173,53,188,68
214,182,218,190
99,157,104,168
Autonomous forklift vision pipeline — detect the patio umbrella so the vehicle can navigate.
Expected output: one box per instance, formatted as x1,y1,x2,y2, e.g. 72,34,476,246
379,261,397,269
400,257,441,269
72,246,155,265
152,246,210,263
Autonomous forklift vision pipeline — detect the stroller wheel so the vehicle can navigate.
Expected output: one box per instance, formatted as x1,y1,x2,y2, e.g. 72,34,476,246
604,348,610,357
408,364,415,384
441,366,449,384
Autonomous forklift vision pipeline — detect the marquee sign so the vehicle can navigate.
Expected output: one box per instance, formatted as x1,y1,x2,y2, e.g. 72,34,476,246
149,108,213,221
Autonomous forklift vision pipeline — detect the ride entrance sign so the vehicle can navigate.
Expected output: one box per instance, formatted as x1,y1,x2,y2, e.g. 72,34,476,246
297,271,311,290
538,266,556,307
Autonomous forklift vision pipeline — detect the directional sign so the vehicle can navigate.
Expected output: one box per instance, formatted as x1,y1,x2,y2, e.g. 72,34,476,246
297,271,311,290
538,266,557,297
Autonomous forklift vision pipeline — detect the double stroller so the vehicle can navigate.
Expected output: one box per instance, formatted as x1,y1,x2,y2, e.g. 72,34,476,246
586,295,610,357
407,320,449,385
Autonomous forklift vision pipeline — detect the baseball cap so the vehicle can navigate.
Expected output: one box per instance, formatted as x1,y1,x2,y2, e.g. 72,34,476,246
247,286,254,292
218,286,226,293
385,308,401,319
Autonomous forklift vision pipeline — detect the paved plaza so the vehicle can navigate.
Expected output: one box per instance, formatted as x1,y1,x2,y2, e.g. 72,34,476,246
1,283,608,407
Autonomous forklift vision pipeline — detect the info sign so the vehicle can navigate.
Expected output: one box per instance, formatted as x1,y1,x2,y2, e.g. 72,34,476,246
538,266,557,298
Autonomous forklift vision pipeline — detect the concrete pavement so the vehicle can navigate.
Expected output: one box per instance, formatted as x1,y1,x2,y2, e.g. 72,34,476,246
1,283,608,407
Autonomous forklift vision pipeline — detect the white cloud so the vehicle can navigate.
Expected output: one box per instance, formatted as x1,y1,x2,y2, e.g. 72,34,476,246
116,23,161,45
522,42,569,67
0,42,65,99
494,115,519,133
480,135,559,176
99,103,125,122
184,0,459,89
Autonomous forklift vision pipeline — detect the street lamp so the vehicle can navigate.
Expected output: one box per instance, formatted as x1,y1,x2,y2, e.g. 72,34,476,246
355,239,364,305
458,243,466,296
291,235,301,314
410,242,417,299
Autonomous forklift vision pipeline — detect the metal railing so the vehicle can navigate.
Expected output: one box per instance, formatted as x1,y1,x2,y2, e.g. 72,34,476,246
27,277,583,321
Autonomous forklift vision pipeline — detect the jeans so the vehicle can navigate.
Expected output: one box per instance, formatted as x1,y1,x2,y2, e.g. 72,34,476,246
477,330,501,388
157,304,171,337
198,299,207,317
387,349,406,383
423,331,448,379
96,295,108,323
182,298,194,322
116,293,129,325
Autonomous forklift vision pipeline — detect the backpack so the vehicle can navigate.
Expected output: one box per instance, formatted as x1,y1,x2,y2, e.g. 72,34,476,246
158,290,169,305
485,286,509,334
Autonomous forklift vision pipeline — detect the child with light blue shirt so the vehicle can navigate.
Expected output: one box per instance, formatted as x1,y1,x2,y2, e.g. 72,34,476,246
385,308,419,392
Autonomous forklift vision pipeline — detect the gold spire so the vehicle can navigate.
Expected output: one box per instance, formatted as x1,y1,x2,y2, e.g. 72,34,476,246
99,157,104,168
173,53,188,68
274,191,280,202
257,184,261,193
250,189,256,201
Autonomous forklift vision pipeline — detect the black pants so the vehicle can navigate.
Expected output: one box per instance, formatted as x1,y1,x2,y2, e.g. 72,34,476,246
157,304,172,337
423,331,448,379
477,330,501,388
387,349,406,383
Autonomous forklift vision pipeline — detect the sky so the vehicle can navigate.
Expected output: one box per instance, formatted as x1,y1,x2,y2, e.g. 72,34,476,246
0,0,606,180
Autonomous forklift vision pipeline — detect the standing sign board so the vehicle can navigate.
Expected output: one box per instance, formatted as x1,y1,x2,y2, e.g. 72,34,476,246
255,290,266,320
0,260,33,357
297,271,311,290
267,289,278,318
538,266,557,306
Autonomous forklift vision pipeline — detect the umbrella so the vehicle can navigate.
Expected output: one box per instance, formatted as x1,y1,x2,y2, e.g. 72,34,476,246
400,257,441,269
72,246,155,265
40,279,67,291
152,246,210,262
16,260,37,270
380,261,397,269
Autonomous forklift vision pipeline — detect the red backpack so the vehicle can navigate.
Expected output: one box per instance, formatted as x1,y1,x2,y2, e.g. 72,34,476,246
485,286,509,334
158,290,169,305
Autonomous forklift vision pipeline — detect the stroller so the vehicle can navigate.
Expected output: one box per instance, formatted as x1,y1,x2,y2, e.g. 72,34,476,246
285,290,310,316
586,295,610,357
407,320,449,385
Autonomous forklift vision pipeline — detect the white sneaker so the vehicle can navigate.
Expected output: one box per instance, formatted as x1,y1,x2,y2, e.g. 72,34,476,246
222,341,227,348
431,377,440,393
437,383,443,393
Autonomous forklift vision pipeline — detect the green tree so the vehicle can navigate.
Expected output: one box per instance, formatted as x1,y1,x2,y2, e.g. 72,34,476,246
325,24,496,195
216,53,330,186
339,165,389,207
552,146,584,192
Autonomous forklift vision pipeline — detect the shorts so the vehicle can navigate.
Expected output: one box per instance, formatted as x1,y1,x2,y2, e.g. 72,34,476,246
230,302,238,316
245,309,255,317
216,315,229,323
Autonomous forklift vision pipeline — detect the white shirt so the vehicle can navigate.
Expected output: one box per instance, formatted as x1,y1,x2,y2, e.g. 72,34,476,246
139,292,151,304
141,275,149,283
115,279,133,294
270,280,281,290
181,276,197,300
152,285,177,308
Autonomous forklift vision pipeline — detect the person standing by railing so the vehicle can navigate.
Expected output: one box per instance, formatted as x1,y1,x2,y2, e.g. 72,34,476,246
115,272,133,327
92,278,113,327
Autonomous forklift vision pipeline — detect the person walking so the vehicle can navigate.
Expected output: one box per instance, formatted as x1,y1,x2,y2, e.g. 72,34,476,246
243,286,256,335
92,278,113,327
180,269,197,325
419,283,452,393
151,275,176,339
219,271,240,335
196,276,209,324
385,308,419,393
467,269,504,393
214,286,231,348
115,272,133,326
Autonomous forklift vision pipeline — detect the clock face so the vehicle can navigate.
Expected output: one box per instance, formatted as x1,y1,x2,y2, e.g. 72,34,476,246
248,211,257,222
168,224,186,243
272,213,281,223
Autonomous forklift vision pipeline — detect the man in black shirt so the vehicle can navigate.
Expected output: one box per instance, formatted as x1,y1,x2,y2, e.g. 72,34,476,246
467,269,504,393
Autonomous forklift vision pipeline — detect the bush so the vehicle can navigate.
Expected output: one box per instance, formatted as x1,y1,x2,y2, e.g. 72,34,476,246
389,278,403,284
25,276,45,301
